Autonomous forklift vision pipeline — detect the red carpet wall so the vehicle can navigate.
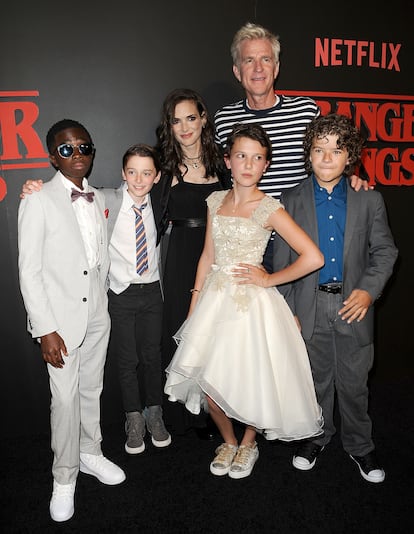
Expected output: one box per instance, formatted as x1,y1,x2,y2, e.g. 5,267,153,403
1,1,413,435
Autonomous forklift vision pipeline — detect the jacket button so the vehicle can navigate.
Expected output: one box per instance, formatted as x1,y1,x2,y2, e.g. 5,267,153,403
83,270,88,275
82,297,87,302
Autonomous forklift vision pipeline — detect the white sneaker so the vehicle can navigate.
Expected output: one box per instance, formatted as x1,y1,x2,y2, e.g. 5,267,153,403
229,442,259,479
49,480,76,522
79,453,126,485
210,443,238,476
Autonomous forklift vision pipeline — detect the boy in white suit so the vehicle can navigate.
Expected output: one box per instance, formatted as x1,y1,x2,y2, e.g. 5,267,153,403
18,119,125,523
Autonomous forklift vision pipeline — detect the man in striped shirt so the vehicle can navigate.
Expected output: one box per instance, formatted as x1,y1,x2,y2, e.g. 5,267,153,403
215,22,321,200
214,22,366,270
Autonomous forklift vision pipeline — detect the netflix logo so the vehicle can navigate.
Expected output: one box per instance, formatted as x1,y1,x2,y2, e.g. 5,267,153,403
315,38,401,71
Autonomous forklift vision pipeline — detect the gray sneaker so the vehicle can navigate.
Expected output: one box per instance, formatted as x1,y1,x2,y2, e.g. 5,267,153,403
145,405,171,447
125,411,146,454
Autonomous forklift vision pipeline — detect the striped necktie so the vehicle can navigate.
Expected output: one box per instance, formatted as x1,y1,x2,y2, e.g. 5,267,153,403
133,204,148,275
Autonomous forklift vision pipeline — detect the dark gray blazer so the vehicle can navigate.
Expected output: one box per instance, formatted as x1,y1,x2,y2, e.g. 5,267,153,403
273,177,398,346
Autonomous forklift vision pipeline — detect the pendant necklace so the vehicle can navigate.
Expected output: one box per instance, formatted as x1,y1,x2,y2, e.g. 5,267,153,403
183,155,202,169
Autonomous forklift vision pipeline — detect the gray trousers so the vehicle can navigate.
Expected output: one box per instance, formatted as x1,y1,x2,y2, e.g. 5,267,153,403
48,268,110,484
306,290,374,456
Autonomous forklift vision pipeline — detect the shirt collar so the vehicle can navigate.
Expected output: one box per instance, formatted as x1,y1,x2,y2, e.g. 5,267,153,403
59,171,88,193
312,174,346,195
121,186,151,212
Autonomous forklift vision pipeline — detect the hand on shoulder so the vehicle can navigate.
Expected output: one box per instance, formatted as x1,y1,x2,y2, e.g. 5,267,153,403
350,175,374,192
20,179,44,199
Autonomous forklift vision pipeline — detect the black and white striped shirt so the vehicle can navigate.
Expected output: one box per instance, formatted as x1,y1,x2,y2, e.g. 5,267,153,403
214,95,320,199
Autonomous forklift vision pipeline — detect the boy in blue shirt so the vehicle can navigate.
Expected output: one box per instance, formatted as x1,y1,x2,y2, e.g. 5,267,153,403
273,114,398,483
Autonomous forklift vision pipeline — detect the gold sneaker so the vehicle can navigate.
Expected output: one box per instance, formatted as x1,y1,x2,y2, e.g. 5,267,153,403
210,443,238,476
229,442,259,479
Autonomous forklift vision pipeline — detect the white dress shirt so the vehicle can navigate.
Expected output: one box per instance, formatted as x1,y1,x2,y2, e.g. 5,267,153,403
109,187,160,294
61,174,100,269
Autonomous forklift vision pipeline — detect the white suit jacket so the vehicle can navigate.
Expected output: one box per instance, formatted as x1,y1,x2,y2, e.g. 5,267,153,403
18,171,110,352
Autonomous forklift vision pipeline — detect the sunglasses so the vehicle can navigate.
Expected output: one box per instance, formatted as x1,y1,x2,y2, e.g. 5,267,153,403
55,143,95,158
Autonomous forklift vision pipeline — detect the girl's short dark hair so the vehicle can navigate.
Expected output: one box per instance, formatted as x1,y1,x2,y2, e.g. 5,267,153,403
225,123,272,162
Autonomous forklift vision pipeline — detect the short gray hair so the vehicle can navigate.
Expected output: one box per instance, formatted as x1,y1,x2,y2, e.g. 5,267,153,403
231,22,280,67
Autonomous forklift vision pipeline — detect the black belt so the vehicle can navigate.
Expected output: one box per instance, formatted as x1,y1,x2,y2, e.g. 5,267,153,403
318,283,343,294
172,218,206,228
130,281,160,290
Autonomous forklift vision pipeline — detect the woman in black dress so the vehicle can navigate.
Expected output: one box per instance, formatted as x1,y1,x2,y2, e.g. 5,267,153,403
156,88,231,437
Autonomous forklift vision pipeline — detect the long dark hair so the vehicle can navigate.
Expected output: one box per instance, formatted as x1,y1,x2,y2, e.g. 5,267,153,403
155,88,226,180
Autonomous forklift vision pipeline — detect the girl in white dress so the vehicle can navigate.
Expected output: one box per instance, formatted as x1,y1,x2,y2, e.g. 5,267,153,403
164,124,324,479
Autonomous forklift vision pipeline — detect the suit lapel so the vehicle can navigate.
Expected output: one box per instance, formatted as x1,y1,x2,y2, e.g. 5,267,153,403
300,179,319,244
150,182,163,245
50,173,83,237
343,182,360,259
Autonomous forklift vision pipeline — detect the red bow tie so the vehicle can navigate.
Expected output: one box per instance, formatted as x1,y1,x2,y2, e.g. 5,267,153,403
71,188,95,203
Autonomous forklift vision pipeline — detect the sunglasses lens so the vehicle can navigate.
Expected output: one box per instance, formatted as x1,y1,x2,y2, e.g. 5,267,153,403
79,143,94,156
56,143,94,158
57,144,74,158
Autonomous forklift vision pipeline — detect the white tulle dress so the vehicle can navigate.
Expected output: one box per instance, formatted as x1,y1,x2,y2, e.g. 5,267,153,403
164,190,323,441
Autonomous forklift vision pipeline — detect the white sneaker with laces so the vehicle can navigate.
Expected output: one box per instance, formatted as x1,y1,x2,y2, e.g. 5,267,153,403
49,480,76,522
210,443,238,476
229,442,259,479
79,453,126,485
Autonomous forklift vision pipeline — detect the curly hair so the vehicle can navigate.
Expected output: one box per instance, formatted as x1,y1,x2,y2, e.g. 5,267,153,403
155,88,226,180
303,114,365,177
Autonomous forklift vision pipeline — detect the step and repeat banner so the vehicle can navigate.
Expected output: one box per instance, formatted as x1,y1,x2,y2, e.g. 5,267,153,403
1,0,412,434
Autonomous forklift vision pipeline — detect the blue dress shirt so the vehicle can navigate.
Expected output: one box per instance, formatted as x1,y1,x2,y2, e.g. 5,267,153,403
313,175,347,284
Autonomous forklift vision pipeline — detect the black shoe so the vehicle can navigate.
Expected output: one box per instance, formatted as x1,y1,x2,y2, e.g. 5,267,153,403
350,451,385,483
195,426,216,441
292,442,325,471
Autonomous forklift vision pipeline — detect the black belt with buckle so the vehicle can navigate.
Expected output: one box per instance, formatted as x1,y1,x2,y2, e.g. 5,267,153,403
172,218,206,228
318,283,343,294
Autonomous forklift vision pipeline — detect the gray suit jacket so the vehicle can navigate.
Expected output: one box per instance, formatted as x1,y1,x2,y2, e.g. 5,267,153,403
273,177,398,346
18,171,109,352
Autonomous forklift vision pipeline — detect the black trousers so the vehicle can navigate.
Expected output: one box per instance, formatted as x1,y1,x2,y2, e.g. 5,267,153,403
108,282,163,412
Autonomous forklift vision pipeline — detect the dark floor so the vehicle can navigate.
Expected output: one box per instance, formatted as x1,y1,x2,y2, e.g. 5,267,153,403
2,376,413,534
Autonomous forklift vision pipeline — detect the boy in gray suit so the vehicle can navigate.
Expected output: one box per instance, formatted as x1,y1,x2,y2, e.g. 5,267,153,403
18,119,125,522
273,114,398,483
